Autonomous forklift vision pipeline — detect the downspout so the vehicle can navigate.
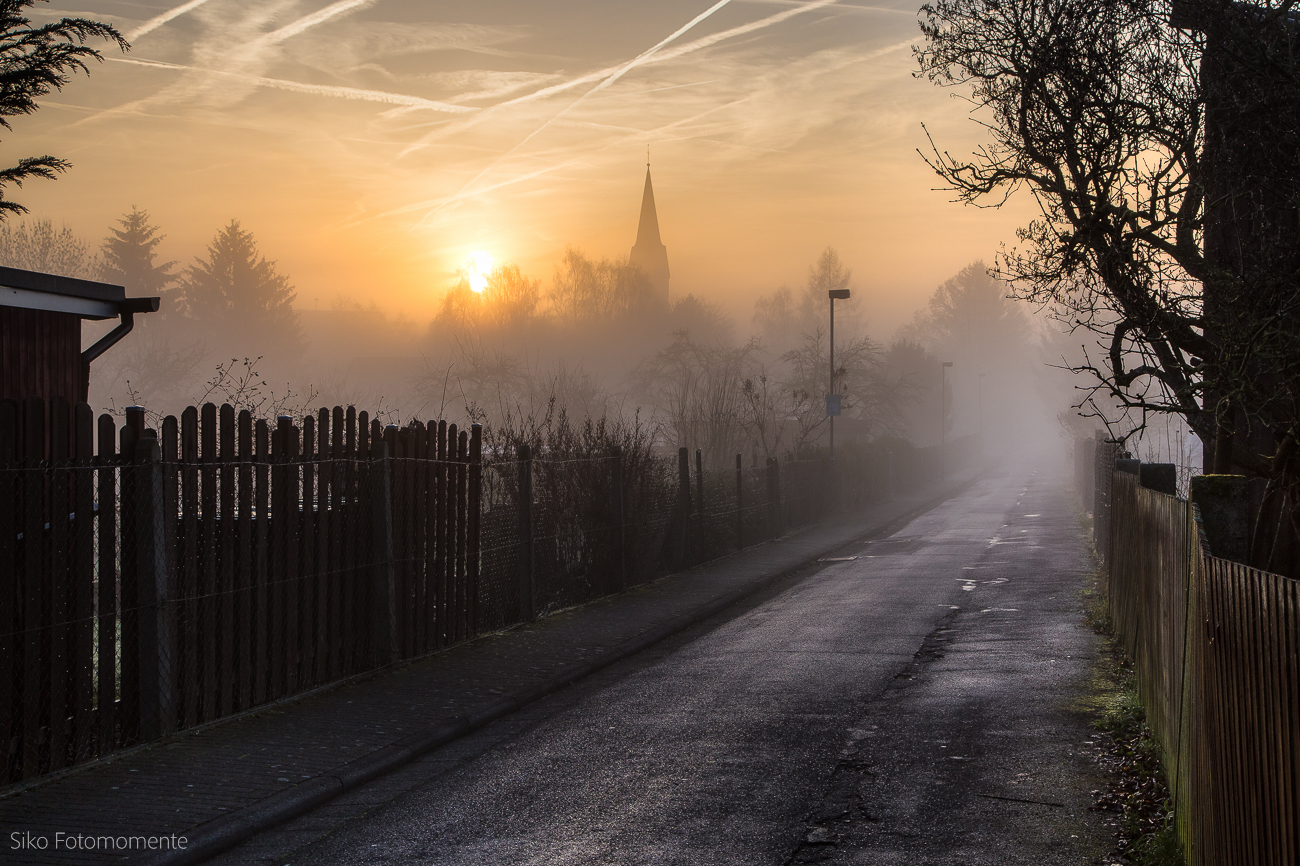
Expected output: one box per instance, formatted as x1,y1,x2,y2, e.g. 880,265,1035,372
79,297,160,403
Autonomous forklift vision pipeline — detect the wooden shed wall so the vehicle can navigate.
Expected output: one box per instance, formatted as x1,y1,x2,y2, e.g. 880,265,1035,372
0,306,83,404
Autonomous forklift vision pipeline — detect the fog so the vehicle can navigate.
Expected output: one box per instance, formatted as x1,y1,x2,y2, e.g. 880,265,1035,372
0,0,1103,466
0,209,1080,468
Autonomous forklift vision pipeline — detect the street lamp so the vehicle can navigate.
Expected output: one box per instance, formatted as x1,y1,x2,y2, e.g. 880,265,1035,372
941,361,953,481
828,288,851,460
978,372,985,441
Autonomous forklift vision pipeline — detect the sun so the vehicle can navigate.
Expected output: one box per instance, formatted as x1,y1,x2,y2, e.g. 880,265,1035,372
465,251,493,293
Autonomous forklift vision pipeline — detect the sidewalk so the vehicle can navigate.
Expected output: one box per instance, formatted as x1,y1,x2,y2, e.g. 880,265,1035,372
0,470,987,866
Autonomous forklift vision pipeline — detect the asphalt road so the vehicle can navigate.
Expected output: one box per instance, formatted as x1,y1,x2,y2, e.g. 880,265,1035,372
215,462,1111,866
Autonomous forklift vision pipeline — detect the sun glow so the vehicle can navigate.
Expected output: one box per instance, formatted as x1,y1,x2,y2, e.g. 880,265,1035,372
465,251,494,293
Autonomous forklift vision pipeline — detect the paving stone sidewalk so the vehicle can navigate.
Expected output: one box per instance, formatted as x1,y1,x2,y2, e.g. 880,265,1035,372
0,472,983,866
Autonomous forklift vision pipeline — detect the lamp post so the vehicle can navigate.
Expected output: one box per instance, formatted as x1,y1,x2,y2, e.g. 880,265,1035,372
978,372,985,441
941,361,953,481
828,288,851,460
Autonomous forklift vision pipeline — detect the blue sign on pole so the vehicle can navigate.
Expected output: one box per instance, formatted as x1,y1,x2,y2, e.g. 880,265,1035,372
826,393,841,416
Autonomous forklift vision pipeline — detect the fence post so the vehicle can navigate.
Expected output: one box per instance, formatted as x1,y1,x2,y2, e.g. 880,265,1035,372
773,457,784,536
517,444,534,621
134,433,176,742
118,407,144,743
369,438,398,668
887,450,896,500
467,424,481,635
677,447,691,566
823,456,833,517
734,453,743,550
694,449,705,558
766,457,783,538
610,445,625,593
1094,439,1120,564
1190,475,1250,563
1140,462,1178,496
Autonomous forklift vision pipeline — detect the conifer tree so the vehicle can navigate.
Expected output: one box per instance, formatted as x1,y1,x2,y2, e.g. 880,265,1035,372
100,207,176,297
178,220,303,359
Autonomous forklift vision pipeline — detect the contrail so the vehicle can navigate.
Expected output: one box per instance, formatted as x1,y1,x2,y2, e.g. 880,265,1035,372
396,1,735,155
126,0,215,41
401,0,742,216
505,0,737,150
644,0,839,68
253,0,378,46
399,0,838,225
398,0,837,158
108,57,479,113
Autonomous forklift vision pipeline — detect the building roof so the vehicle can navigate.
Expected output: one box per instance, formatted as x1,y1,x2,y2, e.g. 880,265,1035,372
0,265,158,320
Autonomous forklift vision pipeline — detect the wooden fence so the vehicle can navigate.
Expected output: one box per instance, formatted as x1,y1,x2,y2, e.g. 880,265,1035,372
4,395,968,789
0,396,480,785
1107,469,1300,865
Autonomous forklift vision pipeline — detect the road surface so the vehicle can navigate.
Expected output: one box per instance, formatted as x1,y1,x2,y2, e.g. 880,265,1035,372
214,463,1111,866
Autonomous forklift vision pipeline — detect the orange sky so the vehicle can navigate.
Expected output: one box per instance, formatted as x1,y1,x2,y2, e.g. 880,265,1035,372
8,0,1036,337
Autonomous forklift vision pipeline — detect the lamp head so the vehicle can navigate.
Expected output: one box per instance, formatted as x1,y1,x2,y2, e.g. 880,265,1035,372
942,361,953,367
828,289,850,300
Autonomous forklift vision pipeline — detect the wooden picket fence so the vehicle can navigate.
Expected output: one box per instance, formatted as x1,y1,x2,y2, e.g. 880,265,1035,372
0,396,481,785
3,394,962,790
1107,469,1300,865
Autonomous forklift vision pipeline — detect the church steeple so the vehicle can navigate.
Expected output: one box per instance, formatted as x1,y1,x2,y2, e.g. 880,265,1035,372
630,161,670,304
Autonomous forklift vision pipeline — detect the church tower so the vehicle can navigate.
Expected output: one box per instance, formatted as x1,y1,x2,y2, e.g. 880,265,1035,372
629,163,670,304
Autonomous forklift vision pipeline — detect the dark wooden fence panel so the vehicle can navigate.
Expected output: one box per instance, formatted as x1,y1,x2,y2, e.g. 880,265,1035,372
1106,466,1299,866
0,401,482,787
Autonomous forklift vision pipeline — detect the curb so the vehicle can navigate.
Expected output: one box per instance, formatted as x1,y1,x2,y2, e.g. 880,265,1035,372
148,476,979,866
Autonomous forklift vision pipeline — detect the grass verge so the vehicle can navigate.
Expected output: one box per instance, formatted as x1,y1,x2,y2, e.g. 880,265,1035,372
1081,560,1185,866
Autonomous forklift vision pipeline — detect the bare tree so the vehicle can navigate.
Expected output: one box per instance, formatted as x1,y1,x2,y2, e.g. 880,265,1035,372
740,370,790,460
0,217,100,276
549,247,659,326
753,247,855,354
916,0,1300,571
780,327,882,454
632,331,756,468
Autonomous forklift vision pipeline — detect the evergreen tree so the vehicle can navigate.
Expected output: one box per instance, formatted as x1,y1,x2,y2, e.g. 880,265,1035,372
100,207,176,297
0,1,127,216
178,220,302,358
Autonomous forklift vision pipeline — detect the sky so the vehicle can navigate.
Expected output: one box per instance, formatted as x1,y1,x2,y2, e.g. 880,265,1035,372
9,0,1037,336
